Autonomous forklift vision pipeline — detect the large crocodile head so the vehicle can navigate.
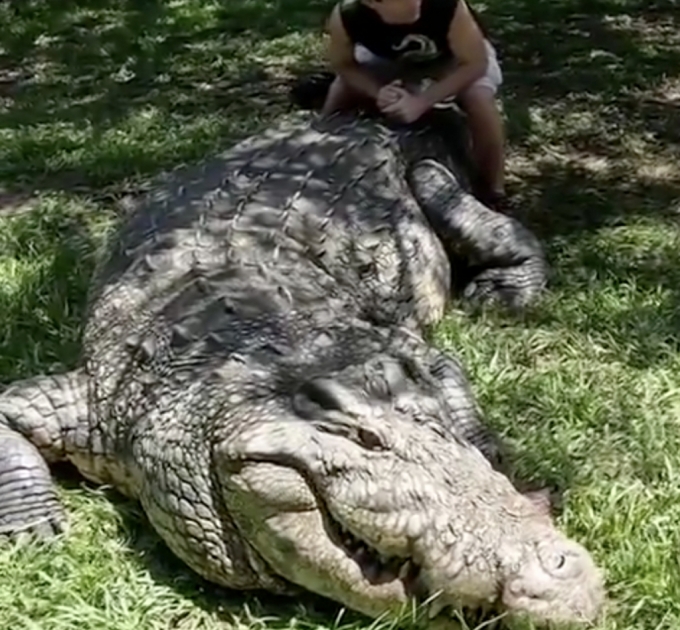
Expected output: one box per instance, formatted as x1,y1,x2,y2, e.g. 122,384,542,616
220,339,605,628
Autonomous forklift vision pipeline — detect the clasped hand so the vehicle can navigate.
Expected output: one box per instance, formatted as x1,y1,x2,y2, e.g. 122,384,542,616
376,81,428,124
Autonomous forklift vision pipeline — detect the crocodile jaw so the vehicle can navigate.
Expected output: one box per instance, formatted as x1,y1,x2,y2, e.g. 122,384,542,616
219,384,604,627
222,459,414,619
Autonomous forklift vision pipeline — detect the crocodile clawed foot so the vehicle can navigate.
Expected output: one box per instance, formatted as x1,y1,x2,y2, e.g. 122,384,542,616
0,426,67,542
463,263,547,313
5,514,67,544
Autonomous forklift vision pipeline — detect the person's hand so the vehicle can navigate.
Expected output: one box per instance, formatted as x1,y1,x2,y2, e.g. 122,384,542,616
381,91,429,124
376,81,407,110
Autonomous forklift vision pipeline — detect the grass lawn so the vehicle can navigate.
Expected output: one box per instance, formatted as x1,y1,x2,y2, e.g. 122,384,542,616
1,0,679,628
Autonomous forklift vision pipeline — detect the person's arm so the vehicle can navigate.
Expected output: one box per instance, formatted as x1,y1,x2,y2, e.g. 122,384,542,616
418,0,488,108
326,4,383,100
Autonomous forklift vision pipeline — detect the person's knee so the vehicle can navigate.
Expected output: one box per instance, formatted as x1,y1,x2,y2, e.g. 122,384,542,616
459,88,504,141
322,75,361,114
322,76,347,112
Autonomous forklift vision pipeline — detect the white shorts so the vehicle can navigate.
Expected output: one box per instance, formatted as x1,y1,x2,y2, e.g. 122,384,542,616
352,38,503,97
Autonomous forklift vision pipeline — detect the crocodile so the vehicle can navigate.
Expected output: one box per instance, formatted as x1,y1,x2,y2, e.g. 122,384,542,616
0,112,603,628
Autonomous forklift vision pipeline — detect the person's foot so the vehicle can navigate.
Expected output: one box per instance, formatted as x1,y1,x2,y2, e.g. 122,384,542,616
481,190,516,214
471,179,517,215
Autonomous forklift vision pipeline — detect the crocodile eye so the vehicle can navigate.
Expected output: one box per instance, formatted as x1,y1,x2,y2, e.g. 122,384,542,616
293,377,360,418
357,427,385,451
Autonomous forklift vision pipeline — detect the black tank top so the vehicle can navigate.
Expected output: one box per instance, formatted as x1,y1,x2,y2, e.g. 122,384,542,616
339,0,459,64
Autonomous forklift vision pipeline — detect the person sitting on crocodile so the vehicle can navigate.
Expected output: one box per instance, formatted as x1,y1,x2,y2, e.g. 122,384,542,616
321,0,510,212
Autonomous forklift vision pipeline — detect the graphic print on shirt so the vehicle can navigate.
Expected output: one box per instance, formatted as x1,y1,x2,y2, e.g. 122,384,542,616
392,34,439,62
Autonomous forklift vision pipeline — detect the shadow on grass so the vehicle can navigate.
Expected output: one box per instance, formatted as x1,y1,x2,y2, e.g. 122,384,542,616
488,0,680,106
1,0,677,220
559,242,680,368
511,159,680,372
0,0,334,192
478,0,680,230
475,0,680,373
0,197,114,384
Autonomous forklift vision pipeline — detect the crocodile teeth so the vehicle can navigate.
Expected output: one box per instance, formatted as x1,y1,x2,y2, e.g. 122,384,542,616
428,597,447,619
335,524,421,586
398,559,412,580
354,545,368,559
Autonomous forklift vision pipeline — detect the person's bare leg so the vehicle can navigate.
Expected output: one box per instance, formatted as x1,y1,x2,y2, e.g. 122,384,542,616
321,75,367,115
457,85,506,201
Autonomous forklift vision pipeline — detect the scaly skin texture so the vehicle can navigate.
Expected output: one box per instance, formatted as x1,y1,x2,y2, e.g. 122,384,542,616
0,113,602,627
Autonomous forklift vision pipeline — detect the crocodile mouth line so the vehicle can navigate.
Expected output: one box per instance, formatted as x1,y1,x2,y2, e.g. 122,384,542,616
334,520,421,590
331,519,503,626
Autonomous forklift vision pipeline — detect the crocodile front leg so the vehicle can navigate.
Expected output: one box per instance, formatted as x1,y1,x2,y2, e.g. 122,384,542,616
0,370,87,537
407,158,548,310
